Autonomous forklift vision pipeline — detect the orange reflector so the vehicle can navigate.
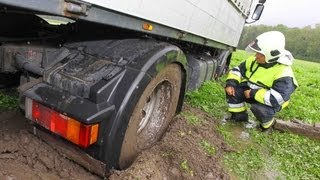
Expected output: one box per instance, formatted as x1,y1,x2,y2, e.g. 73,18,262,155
90,124,99,144
31,100,99,148
142,23,153,31
67,119,81,144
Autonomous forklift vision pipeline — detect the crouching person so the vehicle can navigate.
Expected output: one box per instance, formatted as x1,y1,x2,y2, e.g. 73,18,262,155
225,31,298,131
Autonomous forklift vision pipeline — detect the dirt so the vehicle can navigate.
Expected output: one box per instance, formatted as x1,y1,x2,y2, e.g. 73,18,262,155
0,104,231,180
0,111,100,180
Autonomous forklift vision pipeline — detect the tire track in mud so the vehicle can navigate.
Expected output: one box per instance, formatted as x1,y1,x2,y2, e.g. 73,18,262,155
0,111,100,180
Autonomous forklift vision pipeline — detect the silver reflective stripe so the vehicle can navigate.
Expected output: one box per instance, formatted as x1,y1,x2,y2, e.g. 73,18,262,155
264,90,272,106
230,70,241,77
271,89,285,105
247,82,262,90
228,102,245,108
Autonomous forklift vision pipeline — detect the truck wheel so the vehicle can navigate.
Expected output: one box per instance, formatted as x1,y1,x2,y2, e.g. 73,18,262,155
119,63,182,169
216,51,231,77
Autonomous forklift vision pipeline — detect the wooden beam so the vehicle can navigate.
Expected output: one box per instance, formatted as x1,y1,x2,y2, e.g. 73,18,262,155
274,120,320,140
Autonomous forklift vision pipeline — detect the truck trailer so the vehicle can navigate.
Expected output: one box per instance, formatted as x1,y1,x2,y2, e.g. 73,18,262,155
0,0,264,176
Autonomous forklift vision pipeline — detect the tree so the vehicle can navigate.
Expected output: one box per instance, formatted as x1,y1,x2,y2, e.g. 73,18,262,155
238,24,320,62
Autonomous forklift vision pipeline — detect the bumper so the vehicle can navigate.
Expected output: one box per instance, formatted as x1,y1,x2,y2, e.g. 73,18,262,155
31,125,109,177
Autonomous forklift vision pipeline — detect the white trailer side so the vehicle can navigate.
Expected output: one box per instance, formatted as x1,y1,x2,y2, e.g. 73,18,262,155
0,0,254,49
83,0,252,47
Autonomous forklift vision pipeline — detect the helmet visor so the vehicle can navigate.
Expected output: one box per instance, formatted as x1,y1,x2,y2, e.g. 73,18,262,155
245,39,263,54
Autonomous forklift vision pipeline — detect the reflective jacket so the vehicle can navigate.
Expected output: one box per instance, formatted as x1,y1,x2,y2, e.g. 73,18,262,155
226,56,298,110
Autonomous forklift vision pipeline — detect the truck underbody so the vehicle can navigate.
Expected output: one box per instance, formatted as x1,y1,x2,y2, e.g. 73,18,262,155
0,0,262,176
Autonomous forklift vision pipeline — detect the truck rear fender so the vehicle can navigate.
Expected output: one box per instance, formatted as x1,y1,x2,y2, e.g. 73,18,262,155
104,42,187,168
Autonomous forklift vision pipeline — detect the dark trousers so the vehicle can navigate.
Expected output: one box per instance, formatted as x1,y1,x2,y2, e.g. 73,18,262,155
226,85,276,125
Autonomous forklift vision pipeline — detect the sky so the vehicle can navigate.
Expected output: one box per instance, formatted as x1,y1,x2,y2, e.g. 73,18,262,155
253,0,320,28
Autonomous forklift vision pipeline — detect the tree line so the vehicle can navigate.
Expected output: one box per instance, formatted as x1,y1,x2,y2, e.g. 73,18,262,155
238,24,320,62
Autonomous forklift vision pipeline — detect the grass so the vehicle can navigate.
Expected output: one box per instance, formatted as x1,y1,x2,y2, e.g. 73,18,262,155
279,59,320,124
251,130,320,179
200,140,216,156
0,89,19,111
186,80,227,120
180,159,194,176
218,124,320,179
181,112,202,126
186,50,320,179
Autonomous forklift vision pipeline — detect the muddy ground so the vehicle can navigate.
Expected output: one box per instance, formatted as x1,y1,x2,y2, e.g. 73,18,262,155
0,105,231,180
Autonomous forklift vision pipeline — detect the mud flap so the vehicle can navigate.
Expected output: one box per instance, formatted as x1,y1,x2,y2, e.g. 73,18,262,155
31,126,109,177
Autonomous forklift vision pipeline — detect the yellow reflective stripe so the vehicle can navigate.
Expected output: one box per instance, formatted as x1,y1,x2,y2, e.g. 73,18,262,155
261,118,275,129
228,106,247,112
227,73,241,83
281,101,290,109
254,88,268,104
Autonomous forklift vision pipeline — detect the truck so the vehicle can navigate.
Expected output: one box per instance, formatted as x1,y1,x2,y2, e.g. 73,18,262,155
0,0,264,176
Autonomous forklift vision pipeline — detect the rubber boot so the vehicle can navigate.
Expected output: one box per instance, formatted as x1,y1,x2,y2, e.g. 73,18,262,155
259,118,276,133
228,112,248,122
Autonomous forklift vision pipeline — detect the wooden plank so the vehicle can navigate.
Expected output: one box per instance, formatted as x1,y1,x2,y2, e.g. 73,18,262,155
274,120,320,140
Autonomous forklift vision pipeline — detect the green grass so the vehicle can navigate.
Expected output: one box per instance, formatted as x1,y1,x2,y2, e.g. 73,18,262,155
219,124,320,179
251,130,320,179
186,80,227,119
181,112,202,126
0,89,19,111
180,159,194,176
187,50,320,179
200,140,216,156
279,60,320,124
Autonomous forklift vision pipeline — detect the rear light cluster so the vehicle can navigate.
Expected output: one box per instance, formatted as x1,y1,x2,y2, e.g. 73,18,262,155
25,98,99,148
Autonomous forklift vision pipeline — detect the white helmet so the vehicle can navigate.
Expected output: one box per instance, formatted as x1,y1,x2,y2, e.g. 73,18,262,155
246,31,286,63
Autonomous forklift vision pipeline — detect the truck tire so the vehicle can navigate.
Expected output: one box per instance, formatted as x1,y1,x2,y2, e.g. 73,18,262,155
216,51,231,78
118,63,182,169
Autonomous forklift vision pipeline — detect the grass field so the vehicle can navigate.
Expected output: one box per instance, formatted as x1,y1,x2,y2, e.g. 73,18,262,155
187,50,320,179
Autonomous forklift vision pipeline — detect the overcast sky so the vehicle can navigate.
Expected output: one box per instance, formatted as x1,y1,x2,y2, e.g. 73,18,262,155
252,0,320,28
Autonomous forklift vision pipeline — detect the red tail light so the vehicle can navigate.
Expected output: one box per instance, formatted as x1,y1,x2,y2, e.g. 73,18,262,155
26,98,99,148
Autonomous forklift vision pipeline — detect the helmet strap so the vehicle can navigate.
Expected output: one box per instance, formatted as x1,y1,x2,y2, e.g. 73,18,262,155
268,57,279,63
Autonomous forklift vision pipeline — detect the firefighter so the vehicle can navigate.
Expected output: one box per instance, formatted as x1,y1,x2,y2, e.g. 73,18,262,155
225,31,298,131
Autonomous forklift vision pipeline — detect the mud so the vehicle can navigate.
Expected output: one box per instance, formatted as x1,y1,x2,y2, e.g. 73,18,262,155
0,104,231,180
0,111,100,180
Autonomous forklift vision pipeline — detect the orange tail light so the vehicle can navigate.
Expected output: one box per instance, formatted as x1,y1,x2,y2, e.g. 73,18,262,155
26,98,99,148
